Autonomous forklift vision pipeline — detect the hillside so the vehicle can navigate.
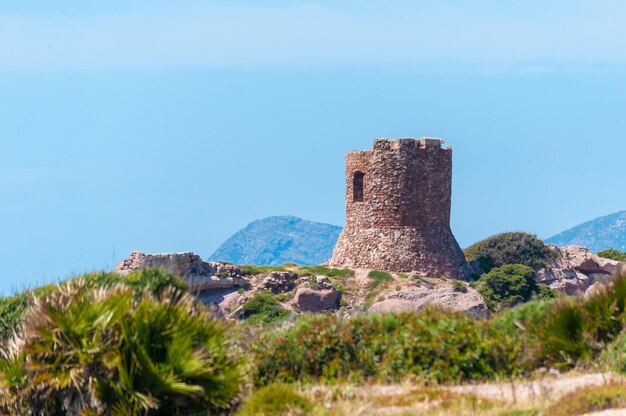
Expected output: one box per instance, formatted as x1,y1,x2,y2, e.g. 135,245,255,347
546,210,626,252
209,216,342,266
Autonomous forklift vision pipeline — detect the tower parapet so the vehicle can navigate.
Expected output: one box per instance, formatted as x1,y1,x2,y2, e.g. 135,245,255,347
329,137,470,279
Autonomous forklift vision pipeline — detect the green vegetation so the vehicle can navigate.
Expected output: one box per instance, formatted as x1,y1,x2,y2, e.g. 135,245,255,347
597,248,626,262
0,295,27,341
252,308,526,385
4,264,626,414
242,291,289,325
367,270,393,288
464,232,557,274
236,384,314,416
0,280,241,415
545,382,626,416
252,273,626,385
300,266,354,278
0,269,187,341
239,265,288,275
474,264,556,311
451,280,467,293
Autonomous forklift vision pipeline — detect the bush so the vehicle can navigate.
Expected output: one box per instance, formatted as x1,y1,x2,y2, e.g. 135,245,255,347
0,295,27,341
474,264,545,311
237,384,314,416
597,249,626,262
242,291,289,325
0,282,242,415
545,382,626,416
538,274,626,369
0,270,188,341
601,330,626,374
252,309,526,386
464,232,557,274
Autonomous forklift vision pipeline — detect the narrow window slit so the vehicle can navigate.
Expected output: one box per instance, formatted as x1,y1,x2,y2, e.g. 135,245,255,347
353,171,364,202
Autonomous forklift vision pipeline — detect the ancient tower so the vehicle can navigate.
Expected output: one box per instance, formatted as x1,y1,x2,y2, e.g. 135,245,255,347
328,137,471,279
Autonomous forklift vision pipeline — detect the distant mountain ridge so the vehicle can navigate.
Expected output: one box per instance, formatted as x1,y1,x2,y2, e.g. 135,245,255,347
209,216,342,266
546,210,626,252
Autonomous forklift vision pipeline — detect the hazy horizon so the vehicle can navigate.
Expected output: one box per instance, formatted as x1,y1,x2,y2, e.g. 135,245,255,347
2,0,626,293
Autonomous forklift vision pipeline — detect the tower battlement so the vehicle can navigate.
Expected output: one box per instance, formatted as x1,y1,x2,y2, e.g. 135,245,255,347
329,137,470,279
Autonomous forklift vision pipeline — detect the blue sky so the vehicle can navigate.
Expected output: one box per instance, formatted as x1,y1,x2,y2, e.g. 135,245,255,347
1,1,626,294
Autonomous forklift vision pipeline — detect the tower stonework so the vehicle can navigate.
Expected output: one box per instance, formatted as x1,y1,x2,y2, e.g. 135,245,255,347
328,137,471,279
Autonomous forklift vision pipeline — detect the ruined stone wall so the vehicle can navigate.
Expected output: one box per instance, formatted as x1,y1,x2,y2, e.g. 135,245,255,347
329,138,471,279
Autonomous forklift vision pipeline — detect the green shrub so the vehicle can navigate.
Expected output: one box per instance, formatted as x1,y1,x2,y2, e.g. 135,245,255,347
464,232,557,274
490,300,554,335
367,270,393,290
0,270,187,341
597,249,626,262
452,280,468,293
538,274,626,369
538,298,590,367
242,291,289,325
252,309,526,386
0,295,27,341
299,266,354,278
333,282,346,293
237,384,314,416
601,330,626,373
0,282,242,415
545,382,626,416
474,264,544,311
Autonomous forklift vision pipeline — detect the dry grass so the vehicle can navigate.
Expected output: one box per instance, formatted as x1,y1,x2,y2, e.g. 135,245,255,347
294,372,626,415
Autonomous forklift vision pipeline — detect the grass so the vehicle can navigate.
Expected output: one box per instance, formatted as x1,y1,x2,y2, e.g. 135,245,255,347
367,270,393,289
237,384,314,416
299,383,543,416
239,265,288,275
452,280,468,293
299,266,354,278
545,382,626,416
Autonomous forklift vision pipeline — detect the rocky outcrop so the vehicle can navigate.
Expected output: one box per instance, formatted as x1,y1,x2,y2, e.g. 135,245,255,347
294,287,341,312
536,245,625,295
369,280,488,318
259,272,298,294
115,251,247,291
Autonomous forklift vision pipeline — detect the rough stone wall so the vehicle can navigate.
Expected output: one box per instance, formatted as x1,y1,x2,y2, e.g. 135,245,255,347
329,138,471,279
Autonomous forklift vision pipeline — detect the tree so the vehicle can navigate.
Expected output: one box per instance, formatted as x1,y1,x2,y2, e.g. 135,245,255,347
474,264,554,311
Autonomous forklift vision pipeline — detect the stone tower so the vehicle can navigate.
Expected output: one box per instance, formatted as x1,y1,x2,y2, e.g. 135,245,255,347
328,137,470,279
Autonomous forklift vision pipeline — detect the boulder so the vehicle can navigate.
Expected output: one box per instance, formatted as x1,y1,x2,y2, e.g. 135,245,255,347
369,281,488,318
537,246,625,295
294,288,341,312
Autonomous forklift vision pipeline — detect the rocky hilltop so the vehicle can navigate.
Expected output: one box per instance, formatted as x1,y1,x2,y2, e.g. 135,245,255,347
547,210,626,252
209,216,341,266
117,243,625,320
116,251,489,318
